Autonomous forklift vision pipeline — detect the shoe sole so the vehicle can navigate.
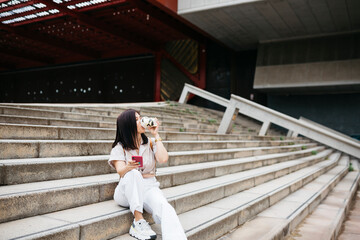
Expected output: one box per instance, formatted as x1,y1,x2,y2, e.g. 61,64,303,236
129,226,156,240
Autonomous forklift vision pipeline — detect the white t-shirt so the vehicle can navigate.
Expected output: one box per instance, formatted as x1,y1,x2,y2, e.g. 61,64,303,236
108,137,157,175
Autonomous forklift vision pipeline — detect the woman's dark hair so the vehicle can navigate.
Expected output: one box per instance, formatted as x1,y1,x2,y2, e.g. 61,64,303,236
112,109,148,149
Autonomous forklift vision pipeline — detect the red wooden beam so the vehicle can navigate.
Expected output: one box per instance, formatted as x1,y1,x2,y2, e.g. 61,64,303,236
0,22,100,59
154,52,161,101
198,43,206,89
37,0,159,51
0,57,16,70
102,46,152,59
128,7,186,41
154,0,177,13
0,47,54,63
105,9,160,45
141,0,227,50
133,0,206,43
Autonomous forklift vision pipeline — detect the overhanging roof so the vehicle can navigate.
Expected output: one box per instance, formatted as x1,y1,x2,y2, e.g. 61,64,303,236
179,0,360,51
0,0,209,72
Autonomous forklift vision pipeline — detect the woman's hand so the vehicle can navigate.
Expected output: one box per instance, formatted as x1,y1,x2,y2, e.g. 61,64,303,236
114,160,139,178
126,160,140,171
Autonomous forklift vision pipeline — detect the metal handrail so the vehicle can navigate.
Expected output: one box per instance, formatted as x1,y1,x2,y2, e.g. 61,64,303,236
179,84,360,159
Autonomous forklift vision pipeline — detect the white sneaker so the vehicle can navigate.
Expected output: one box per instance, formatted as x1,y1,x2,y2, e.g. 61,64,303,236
129,219,157,240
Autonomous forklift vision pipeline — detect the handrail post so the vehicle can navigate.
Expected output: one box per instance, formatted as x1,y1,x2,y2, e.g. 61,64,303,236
287,130,298,137
218,99,237,134
292,131,299,137
259,121,271,136
287,130,293,137
179,85,190,104
178,84,360,159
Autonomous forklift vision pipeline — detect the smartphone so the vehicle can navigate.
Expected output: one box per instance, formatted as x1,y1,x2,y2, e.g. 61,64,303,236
132,156,143,168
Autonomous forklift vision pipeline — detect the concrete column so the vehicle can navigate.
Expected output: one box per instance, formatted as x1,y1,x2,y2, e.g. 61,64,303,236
259,121,271,136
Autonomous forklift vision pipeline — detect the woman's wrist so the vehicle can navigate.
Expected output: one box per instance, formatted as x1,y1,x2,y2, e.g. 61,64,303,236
154,134,162,143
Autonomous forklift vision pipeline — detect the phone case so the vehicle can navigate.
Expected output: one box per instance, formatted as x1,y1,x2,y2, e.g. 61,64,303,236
132,156,143,167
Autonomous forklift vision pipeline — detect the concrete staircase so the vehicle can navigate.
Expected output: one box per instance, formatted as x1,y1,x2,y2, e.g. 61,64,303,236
0,102,358,240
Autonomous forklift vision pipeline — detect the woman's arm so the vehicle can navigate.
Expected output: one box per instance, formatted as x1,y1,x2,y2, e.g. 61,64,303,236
149,119,168,164
153,133,168,163
113,160,139,178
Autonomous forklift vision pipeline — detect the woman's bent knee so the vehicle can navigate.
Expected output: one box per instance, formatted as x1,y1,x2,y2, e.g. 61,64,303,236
122,169,142,180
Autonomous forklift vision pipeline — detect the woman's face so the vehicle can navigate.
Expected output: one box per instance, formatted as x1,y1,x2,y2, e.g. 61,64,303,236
135,112,145,134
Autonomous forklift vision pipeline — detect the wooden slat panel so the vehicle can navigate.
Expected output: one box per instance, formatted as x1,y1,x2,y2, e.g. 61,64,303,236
223,6,262,41
326,0,351,31
254,1,291,38
307,0,335,32
269,0,306,35
238,3,279,39
287,0,321,34
347,0,360,29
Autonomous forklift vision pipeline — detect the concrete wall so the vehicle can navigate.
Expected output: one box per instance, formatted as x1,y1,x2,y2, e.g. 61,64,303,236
267,93,360,138
254,33,360,92
255,59,360,90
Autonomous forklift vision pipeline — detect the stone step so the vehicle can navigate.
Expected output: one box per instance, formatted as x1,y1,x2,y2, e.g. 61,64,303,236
0,122,279,141
218,156,353,240
1,142,318,168
0,116,220,135
0,149,334,232
139,109,201,122
0,103,123,116
4,103,205,123
337,187,360,240
143,104,224,118
0,103,258,131
0,114,111,128
141,105,206,115
14,151,337,240
0,145,324,185
0,139,310,159
0,105,116,123
285,159,360,240
164,143,317,167
0,104,255,134
0,114,188,129
174,153,344,240
0,109,199,128
159,126,218,133
0,123,115,140
0,105,208,126
0,103,75,113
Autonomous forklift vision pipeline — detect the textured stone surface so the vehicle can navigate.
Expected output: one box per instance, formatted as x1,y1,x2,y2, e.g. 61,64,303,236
0,103,347,240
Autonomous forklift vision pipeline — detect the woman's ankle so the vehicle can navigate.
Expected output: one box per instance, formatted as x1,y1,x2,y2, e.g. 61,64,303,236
134,210,144,222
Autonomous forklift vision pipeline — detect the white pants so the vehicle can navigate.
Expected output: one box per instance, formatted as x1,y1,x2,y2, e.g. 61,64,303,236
114,170,187,240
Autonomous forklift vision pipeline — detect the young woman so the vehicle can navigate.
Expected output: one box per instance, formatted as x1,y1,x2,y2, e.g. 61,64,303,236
108,109,187,240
